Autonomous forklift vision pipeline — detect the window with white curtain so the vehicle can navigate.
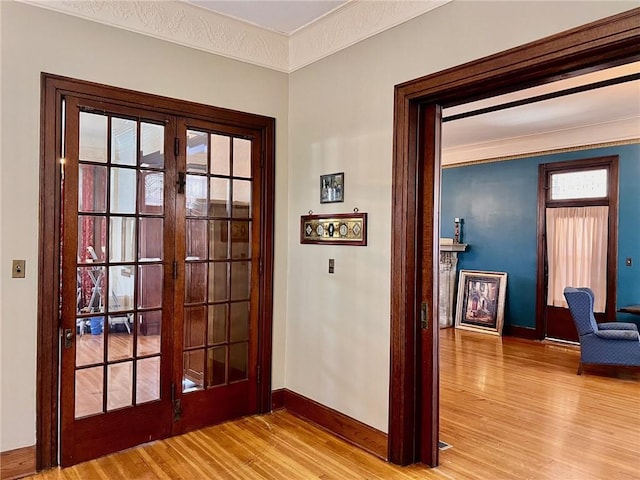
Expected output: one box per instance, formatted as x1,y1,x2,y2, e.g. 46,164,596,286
546,206,608,312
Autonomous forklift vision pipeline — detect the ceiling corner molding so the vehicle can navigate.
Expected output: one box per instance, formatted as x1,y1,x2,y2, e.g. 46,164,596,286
289,0,451,72
20,0,451,73
19,0,290,72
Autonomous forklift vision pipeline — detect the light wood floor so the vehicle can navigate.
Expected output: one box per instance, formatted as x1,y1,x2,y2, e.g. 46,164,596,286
28,329,640,479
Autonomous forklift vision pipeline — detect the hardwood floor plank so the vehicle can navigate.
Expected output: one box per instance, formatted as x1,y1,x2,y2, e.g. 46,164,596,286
26,328,639,479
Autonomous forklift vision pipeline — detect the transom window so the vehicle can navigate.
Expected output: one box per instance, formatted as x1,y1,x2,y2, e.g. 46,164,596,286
550,168,608,200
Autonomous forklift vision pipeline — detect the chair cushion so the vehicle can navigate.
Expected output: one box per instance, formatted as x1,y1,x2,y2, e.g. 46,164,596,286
598,322,638,332
594,329,640,341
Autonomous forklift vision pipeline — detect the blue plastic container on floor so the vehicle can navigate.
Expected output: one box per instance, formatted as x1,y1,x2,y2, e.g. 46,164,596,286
89,317,103,335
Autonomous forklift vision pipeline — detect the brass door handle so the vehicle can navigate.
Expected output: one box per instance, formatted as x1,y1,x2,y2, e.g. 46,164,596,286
64,328,73,349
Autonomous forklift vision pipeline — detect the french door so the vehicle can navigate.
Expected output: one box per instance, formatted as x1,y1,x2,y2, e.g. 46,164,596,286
174,117,262,432
55,81,273,466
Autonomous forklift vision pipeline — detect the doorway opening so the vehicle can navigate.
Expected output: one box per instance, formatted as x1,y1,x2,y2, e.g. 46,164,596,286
389,8,640,467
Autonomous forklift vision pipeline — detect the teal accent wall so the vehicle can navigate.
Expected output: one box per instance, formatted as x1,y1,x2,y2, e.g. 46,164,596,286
441,144,640,329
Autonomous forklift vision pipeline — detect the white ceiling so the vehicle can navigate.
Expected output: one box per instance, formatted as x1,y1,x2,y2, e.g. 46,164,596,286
186,0,349,34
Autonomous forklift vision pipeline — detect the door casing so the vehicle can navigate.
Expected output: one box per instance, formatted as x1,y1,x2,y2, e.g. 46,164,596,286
389,8,640,466
37,74,276,469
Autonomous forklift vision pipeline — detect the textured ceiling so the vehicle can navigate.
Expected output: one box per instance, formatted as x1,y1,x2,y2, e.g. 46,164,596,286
186,0,349,34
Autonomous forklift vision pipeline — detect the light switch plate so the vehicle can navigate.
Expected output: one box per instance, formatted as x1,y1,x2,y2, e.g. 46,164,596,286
328,258,335,274
12,259,26,278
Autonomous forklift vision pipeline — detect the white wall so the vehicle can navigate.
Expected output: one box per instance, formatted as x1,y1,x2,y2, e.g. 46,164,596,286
0,1,289,452
286,1,637,432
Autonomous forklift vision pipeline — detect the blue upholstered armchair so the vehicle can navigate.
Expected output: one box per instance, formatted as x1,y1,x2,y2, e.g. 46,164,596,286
563,287,640,374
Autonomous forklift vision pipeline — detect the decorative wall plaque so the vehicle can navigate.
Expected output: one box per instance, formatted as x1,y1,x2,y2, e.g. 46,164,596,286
300,212,367,246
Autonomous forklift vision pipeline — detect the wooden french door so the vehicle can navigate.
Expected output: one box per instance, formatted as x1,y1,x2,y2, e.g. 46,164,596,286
173,118,262,433
58,89,268,466
60,97,176,465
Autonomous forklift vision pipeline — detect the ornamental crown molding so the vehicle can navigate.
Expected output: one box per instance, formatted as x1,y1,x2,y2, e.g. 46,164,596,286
290,0,449,71
21,0,289,71
20,0,450,73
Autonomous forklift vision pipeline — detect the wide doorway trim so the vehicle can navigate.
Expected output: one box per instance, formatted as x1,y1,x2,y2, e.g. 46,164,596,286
389,8,640,466
37,74,276,469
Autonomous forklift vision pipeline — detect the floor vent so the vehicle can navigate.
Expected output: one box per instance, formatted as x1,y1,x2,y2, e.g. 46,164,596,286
438,440,452,450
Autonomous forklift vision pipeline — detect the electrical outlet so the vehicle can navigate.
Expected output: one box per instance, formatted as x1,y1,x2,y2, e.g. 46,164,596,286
328,258,335,274
625,257,632,267
12,259,26,278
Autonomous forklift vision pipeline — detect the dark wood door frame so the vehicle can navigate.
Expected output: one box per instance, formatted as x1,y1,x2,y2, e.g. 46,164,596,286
37,74,276,470
535,156,619,341
389,8,640,466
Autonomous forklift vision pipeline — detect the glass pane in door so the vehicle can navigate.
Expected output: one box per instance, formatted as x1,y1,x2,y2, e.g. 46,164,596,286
139,173,164,215
78,216,106,263
229,343,248,383
112,118,137,166
140,122,165,168
75,367,103,418
230,221,250,259
209,220,229,260
77,266,105,314
186,175,208,217
107,362,133,411
79,112,107,163
78,164,107,213
76,317,104,366
109,217,136,262
187,130,208,173
186,220,208,260
229,302,249,342
138,310,162,355
211,134,230,176
110,168,137,214
232,138,251,178
207,347,226,387
137,357,160,403
207,304,227,345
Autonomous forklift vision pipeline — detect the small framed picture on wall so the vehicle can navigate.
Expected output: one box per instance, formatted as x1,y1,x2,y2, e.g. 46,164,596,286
320,172,344,204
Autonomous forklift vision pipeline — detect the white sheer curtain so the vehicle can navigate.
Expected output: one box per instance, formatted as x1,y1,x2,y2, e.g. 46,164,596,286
546,206,608,312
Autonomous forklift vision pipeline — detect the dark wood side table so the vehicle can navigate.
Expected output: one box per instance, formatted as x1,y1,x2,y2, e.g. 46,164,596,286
619,305,640,315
